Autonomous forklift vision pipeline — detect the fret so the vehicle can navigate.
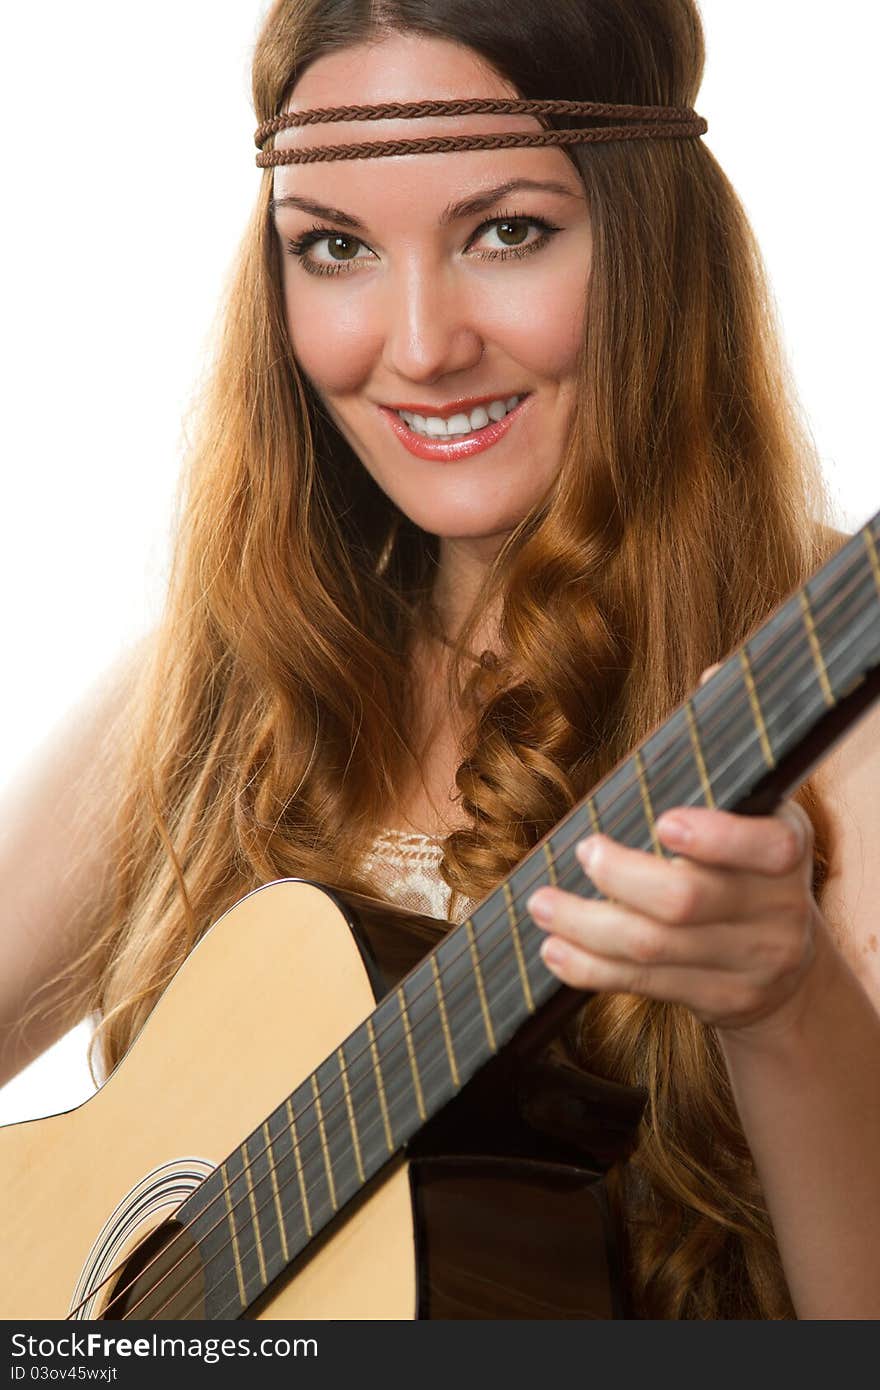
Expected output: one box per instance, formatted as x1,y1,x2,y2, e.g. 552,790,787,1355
633,748,662,854
310,1052,364,1219
397,986,427,1122
263,1099,309,1254
235,1127,288,1298
745,586,831,771
689,657,770,808
592,760,653,855
503,814,594,1007
398,965,459,1119
684,697,716,807
465,917,497,1053
503,822,581,1000
286,1095,313,1239
542,839,558,885
240,1144,267,1287
365,1016,396,1154
866,525,880,596
638,704,710,820
220,1159,248,1309
435,921,496,1064
178,1167,245,1318
738,646,775,768
261,1120,289,1265
524,803,592,905
224,1148,265,1301
369,990,422,1140
503,881,535,1013
507,803,592,897
798,588,835,708
807,537,880,700
337,1045,365,1185
347,1018,394,1166
175,1157,263,1319
430,955,460,1089
468,895,531,1043
310,1068,338,1212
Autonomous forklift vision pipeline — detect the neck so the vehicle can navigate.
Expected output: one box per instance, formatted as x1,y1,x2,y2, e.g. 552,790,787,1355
433,533,508,648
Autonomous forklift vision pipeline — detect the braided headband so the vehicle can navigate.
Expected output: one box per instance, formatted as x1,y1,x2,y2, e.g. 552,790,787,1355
254,97,708,165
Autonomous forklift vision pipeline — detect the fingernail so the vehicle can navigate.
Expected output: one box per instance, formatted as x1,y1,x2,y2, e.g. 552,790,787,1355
576,837,599,869
658,813,692,844
527,890,555,925
541,937,567,968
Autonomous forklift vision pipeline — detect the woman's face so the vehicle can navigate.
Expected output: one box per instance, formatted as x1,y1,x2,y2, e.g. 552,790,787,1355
273,31,592,551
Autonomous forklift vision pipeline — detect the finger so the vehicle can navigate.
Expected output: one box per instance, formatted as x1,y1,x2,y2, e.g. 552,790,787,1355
653,800,811,876
537,936,763,1023
699,662,722,686
528,888,778,971
573,832,791,925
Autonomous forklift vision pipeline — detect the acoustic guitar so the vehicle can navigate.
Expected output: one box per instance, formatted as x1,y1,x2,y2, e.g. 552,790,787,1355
2,516,878,1321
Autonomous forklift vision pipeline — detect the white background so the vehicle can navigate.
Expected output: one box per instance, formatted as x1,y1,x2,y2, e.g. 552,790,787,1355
1,0,877,1126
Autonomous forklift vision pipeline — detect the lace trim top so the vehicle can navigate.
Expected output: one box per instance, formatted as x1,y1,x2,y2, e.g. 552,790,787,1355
358,828,478,925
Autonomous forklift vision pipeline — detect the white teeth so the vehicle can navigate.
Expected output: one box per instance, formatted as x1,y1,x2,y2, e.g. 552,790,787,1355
396,394,523,438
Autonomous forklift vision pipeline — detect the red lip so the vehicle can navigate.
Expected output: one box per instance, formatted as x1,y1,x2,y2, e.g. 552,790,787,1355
377,393,532,462
381,392,526,415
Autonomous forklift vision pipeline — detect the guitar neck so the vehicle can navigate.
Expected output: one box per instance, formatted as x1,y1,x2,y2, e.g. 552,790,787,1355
177,513,880,1318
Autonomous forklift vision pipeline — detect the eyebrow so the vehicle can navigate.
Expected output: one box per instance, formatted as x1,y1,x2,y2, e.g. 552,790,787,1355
269,177,583,231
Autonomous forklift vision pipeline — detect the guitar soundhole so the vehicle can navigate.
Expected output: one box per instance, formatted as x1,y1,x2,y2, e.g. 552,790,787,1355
102,1220,206,1320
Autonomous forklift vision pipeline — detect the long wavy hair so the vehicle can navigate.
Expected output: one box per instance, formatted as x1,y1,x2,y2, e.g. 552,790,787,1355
38,0,841,1318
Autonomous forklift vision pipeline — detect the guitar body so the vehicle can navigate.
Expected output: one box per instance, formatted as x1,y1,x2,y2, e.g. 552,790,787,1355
0,880,641,1320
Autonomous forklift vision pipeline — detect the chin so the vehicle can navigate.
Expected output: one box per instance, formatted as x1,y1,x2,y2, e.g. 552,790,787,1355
394,500,526,543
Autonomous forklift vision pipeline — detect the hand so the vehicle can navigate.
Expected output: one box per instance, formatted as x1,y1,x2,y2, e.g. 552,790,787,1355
526,668,828,1035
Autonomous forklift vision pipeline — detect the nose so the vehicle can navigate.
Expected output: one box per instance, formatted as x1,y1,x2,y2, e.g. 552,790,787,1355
380,257,484,384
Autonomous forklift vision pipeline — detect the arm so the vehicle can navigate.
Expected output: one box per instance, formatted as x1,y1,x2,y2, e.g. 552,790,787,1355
714,701,880,1318
0,641,145,1087
526,696,880,1319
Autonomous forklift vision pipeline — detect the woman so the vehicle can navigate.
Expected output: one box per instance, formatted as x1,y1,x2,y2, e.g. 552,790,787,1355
2,0,878,1319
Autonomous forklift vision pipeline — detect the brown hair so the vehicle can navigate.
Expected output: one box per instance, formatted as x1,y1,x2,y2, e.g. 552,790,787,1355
39,0,838,1318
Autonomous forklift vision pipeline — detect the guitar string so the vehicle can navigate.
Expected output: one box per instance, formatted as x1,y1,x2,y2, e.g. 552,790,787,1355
87,532,880,1322
69,530,878,1321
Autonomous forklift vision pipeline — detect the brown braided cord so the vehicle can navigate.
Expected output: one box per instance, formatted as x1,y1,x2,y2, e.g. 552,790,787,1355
257,121,705,165
254,96,708,165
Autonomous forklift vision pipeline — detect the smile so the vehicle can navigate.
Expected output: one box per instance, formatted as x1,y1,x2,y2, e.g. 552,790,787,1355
378,393,532,462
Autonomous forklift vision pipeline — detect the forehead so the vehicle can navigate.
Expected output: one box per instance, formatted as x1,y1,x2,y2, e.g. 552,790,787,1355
271,31,582,211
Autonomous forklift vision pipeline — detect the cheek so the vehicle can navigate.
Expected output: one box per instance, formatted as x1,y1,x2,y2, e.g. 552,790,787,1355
513,268,587,378
466,260,587,381
282,269,381,393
